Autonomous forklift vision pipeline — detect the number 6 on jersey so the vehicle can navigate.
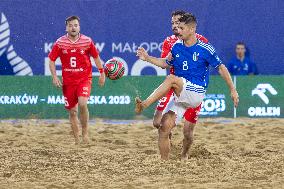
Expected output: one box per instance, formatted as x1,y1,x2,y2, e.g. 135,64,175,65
70,57,76,67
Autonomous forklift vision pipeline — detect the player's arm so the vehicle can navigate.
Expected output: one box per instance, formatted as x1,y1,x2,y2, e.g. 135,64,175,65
93,55,105,87
48,42,62,88
136,47,170,69
90,40,105,87
218,64,239,107
49,60,62,88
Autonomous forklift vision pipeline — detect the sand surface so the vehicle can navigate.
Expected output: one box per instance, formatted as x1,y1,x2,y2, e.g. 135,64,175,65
0,118,283,188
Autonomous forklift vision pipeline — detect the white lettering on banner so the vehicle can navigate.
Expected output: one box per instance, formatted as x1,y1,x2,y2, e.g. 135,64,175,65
47,96,65,104
44,43,53,53
248,83,280,117
112,42,162,53
88,96,130,105
200,94,226,116
44,42,105,54
0,94,38,104
1,95,131,105
95,43,105,52
248,107,280,116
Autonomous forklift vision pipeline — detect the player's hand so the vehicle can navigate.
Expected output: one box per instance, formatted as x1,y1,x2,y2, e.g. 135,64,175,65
231,88,239,107
167,52,173,62
98,73,105,87
52,76,62,88
136,47,149,61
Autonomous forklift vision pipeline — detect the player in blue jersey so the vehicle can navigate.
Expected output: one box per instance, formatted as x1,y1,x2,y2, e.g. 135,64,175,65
136,13,239,160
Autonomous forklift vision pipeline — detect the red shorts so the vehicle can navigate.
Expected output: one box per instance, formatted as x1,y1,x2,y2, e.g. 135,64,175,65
156,89,202,124
156,88,174,111
62,80,92,109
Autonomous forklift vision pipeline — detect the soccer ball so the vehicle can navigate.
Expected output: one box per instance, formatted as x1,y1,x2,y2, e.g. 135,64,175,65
104,58,125,80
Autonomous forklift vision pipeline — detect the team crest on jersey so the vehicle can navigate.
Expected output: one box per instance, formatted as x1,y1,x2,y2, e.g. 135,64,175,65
176,54,179,57
80,49,85,54
62,49,68,54
193,52,199,61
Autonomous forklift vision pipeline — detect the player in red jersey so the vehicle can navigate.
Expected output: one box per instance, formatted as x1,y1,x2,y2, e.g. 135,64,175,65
152,10,208,160
48,16,105,144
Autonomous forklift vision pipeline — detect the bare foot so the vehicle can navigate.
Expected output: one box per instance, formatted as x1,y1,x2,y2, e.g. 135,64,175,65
181,154,188,161
135,97,144,114
74,137,80,145
82,135,90,144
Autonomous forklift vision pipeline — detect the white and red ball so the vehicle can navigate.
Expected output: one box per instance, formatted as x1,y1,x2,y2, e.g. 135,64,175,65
104,58,125,80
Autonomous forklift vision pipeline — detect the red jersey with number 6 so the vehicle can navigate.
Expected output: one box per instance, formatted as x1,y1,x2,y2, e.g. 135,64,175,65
161,34,208,74
48,34,99,85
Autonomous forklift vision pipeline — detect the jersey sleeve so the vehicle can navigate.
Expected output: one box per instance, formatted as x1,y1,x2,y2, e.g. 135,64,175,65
161,38,170,58
89,40,99,59
48,42,60,62
205,43,222,68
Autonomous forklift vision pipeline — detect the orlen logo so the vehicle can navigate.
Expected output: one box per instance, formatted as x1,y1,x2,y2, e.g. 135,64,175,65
248,83,280,117
252,83,277,104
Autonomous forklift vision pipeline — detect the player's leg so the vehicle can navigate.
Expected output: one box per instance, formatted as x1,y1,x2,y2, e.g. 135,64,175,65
77,81,92,143
181,103,202,160
69,105,80,144
158,111,176,160
63,85,80,144
153,110,163,129
153,88,174,128
78,96,89,143
135,75,183,113
181,120,195,160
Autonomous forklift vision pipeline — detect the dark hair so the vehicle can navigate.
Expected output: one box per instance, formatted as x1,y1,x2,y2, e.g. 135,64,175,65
236,41,246,48
65,15,80,25
179,13,197,25
171,10,186,17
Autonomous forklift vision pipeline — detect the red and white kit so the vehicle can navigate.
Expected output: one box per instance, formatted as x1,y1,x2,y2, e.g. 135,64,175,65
157,34,208,123
49,34,99,109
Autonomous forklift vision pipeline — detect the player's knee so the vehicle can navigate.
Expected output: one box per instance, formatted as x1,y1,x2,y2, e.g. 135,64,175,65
158,125,171,138
78,101,88,110
69,109,78,117
159,113,175,135
166,75,176,82
153,120,160,128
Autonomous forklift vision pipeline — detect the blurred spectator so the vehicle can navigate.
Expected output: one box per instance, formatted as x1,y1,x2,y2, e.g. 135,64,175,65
227,42,258,75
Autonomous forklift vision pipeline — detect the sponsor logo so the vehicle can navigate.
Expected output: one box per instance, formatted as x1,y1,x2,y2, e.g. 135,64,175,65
248,83,280,117
252,83,277,104
0,13,33,75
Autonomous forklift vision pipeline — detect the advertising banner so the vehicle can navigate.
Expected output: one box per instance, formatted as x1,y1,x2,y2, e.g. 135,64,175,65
0,76,235,119
0,0,283,76
237,76,283,117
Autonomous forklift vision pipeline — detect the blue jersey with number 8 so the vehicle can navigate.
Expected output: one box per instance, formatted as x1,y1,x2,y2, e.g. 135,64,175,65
167,39,222,88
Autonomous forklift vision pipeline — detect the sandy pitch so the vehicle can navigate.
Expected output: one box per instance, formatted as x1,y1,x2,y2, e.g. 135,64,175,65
0,118,283,188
